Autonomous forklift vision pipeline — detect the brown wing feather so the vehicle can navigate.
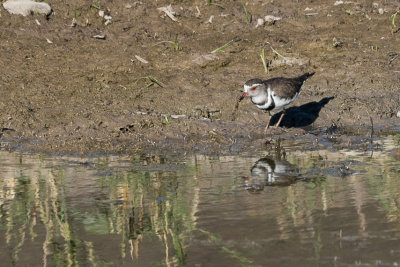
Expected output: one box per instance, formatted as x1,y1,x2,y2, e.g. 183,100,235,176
264,72,315,99
264,78,302,99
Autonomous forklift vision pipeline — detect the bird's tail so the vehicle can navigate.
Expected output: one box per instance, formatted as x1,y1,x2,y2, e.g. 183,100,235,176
297,71,316,82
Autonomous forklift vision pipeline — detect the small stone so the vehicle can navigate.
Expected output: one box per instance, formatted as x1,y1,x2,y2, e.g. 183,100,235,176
171,115,186,119
255,18,264,28
264,15,281,23
134,55,148,64
397,111,400,118
378,8,384,15
93,35,106,39
3,0,52,16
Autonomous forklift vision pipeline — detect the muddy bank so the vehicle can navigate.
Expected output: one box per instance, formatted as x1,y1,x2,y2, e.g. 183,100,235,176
0,0,399,155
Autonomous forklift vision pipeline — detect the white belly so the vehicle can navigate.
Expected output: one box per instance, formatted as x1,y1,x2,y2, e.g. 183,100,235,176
271,92,300,110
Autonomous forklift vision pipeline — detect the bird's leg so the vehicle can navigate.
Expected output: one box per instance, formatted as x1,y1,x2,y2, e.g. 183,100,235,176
274,110,285,128
264,111,272,134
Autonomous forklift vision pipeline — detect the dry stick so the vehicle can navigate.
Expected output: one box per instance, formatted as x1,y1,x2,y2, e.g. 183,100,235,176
231,96,242,121
389,54,398,64
369,116,374,158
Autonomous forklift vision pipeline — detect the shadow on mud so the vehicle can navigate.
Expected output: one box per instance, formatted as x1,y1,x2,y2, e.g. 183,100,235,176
271,96,335,128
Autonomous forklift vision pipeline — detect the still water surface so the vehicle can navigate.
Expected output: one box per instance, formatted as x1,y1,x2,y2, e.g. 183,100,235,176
1,136,400,267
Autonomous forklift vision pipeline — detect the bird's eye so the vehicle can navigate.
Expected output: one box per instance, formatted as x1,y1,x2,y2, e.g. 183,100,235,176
250,86,256,91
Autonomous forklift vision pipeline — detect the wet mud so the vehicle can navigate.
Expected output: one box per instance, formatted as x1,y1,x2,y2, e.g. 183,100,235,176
0,0,399,155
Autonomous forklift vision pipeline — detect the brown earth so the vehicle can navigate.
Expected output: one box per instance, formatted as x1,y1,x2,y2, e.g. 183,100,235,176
0,0,399,155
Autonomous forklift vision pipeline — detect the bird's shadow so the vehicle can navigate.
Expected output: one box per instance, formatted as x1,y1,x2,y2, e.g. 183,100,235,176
270,96,334,128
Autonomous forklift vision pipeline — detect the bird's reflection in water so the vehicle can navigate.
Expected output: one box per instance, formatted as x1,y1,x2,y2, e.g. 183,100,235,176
243,156,300,192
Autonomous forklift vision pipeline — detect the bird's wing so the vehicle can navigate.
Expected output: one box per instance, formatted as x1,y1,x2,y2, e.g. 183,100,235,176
265,78,302,99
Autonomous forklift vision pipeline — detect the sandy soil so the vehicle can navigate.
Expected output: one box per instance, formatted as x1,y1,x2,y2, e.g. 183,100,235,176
0,0,399,155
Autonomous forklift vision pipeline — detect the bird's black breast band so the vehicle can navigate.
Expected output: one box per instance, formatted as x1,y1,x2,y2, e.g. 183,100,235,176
252,96,275,111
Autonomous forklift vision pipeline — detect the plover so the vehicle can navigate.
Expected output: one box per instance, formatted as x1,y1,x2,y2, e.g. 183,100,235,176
240,72,315,132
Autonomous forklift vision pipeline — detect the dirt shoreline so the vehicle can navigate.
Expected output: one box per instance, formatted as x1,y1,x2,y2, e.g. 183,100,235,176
1,0,399,155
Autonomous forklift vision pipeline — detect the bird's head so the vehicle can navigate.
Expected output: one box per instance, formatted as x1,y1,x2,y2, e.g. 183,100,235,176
239,78,265,101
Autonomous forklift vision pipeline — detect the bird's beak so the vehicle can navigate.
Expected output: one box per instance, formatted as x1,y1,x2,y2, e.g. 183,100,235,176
239,92,248,102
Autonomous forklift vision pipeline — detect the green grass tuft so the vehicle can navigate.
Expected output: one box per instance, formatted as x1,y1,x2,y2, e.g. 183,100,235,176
90,1,100,10
392,12,398,33
342,6,352,15
155,39,179,51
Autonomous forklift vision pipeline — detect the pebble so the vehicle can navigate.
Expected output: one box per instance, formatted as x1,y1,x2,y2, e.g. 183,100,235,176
171,115,186,119
397,111,400,118
93,35,106,39
255,15,281,27
3,0,51,16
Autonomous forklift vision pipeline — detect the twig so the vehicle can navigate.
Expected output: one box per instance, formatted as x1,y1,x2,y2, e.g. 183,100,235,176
389,54,398,64
369,116,374,158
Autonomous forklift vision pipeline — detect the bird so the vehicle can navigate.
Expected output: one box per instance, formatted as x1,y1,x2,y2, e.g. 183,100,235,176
239,72,315,132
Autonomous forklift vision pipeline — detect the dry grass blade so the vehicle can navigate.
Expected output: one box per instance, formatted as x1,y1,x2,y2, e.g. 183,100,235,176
270,46,288,60
242,3,250,24
260,47,269,73
136,76,164,88
211,37,240,53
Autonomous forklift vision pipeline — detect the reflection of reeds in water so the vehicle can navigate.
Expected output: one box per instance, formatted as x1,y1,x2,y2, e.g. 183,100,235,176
0,153,196,266
0,154,76,266
1,136,400,266
286,138,400,259
100,157,197,266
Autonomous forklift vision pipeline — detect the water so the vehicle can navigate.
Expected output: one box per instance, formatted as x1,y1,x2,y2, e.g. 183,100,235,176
1,136,400,267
